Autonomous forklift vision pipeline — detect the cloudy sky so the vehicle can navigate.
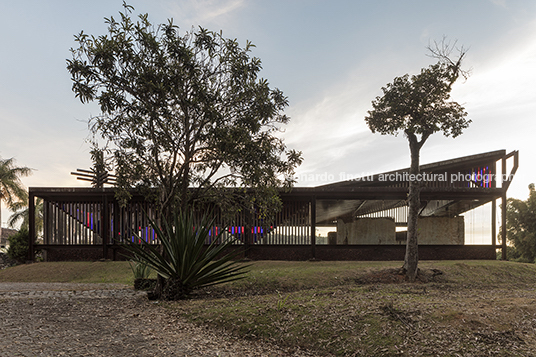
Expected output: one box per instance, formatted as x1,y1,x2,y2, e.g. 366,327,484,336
1,0,535,227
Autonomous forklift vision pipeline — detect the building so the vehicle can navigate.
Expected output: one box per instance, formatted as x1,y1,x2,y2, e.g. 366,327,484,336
28,149,518,261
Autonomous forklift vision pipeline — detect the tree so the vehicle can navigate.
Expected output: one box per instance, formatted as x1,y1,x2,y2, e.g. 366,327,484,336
364,41,471,281
67,3,301,217
0,157,32,241
8,198,44,238
505,184,536,263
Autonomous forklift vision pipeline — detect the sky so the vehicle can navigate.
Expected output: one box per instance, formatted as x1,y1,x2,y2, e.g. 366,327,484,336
1,0,535,229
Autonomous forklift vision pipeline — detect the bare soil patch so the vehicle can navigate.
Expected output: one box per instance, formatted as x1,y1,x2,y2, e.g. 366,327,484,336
0,284,313,356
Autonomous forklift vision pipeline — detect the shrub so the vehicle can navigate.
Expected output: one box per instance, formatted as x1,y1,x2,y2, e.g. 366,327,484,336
129,259,152,279
7,227,32,263
129,259,156,290
121,211,249,300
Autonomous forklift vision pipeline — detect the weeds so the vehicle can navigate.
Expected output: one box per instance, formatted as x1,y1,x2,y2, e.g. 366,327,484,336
276,290,290,310
129,260,152,279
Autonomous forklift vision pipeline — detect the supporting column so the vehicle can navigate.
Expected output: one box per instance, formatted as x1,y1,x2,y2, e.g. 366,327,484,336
112,200,120,261
244,209,252,259
491,199,496,248
310,195,316,260
501,156,507,260
102,194,109,260
28,190,35,262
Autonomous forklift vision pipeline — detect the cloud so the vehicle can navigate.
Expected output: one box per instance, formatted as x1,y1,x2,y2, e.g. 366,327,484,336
488,0,507,8
162,0,245,27
280,14,536,192
453,31,536,112
280,50,432,187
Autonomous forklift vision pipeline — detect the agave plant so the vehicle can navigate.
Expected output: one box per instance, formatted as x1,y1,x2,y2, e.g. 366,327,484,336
121,210,248,300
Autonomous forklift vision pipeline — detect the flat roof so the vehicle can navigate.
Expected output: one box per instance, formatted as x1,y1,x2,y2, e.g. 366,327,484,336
30,149,518,224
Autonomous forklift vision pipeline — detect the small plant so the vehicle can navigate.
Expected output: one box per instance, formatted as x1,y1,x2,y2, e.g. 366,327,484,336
276,290,290,310
129,259,155,290
121,210,249,300
129,259,152,279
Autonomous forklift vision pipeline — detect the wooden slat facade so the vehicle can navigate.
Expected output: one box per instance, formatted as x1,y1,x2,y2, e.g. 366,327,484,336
28,150,518,261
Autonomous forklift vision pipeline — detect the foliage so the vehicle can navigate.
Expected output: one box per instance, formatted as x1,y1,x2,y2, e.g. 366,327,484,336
121,210,249,300
364,56,470,140
129,259,152,279
0,156,32,242
130,259,155,290
364,40,471,281
8,198,44,237
6,227,36,264
496,245,523,261
67,3,301,215
276,291,291,310
0,157,32,208
505,183,536,263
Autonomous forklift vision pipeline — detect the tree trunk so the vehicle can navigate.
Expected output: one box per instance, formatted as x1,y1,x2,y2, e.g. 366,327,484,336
0,200,3,244
404,136,421,282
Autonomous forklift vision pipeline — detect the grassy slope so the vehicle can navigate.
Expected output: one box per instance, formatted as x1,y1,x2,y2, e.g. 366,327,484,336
180,260,536,356
0,261,135,285
3,259,535,287
2,260,536,356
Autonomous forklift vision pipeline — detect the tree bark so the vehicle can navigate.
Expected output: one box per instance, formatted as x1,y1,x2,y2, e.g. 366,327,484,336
0,200,3,243
404,134,422,282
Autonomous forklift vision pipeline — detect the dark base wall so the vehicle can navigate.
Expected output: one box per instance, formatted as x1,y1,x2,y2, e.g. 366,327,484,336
314,245,497,261
39,244,497,262
40,245,143,262
245,245,496,261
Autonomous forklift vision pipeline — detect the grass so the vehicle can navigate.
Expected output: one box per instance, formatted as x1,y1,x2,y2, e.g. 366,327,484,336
2,259,536,355
0,261,136,284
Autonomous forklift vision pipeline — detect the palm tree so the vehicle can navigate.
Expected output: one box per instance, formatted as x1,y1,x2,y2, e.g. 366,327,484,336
8,198,43,237
0,157,32,239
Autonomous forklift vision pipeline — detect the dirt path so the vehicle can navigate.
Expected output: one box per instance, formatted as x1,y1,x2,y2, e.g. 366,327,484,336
0,283,313,356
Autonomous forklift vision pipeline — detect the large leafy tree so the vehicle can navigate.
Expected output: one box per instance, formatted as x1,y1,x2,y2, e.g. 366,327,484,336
67,4,301,216
505,184,536,263
0,157,32,240
364,42,470,281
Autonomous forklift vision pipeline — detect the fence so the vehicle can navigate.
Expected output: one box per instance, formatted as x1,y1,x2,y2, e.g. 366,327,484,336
39,192,313,250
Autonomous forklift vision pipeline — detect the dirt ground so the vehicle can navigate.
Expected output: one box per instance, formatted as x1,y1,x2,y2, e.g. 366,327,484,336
176,267,536,356
0,283,314,357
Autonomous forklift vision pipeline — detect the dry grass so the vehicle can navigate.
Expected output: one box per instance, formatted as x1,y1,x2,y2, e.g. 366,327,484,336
0,261,135,284
172,260,536,356
2,259,536,355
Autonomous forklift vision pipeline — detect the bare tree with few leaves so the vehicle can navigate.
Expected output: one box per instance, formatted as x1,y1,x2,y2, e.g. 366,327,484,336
365,40,471,281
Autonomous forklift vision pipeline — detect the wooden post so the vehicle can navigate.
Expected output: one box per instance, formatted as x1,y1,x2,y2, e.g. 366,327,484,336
491,199,496,248
244,209,252,259
491,159,497,248
112,200,120,261
102,194,109,260
501,156,507,260
311,196,316,260
28,190,35,262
